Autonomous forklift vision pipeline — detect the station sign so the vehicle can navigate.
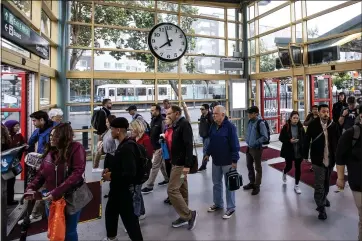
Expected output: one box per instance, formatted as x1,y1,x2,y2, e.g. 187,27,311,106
1,5,49,60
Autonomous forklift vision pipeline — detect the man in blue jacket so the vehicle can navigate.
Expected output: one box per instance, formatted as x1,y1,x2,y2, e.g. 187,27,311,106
204,105,240,219
243,106,268,195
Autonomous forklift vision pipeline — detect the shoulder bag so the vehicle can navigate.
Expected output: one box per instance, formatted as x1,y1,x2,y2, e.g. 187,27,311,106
63,158,93,215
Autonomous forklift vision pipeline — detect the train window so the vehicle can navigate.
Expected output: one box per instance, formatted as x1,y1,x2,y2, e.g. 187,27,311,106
181,87,187,95
199,86,207,94
98,88,105,96
208,86,215,94
117,88,126,96
136,88,146,96
148,89,154,95
109,89,115,97
159,87,167,95
127,88,135,96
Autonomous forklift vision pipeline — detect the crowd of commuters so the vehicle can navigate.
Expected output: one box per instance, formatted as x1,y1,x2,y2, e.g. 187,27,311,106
1,92,361,241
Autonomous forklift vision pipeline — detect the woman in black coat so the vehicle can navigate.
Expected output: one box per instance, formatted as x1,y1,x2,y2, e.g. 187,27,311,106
279,111,306,194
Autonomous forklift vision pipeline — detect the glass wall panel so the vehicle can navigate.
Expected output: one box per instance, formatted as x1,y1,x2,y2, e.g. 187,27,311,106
295,1,302,20
181,56,224,74
249,40,256,56
94,5,155,28
188,37,225,56
307,3,362,41
228,22,241,39
157,2,178,12
181,17,224,38
106,103,153,124
258,1,288,15
228,40,241,56
94,79,155,103
157,13,178,25
67,105,92,130
250,58,256,74
69,1,92,23
157,80,178,101
10,0,31,18
68,49,92,71
94,51,154,72
297,77,305,100
157,60,178,73
313,75,331,99
41,11,51,37
94,28,148,50
1,38,30,58
68,79,92,103
248,22,255,38
227,9,241,21
260,52,278,72
250,80,256,99
296,23,303,43
259,6,290,34
74,132,92,151
181,80,226,101
181,5,224,19
306,1,347,16
69,25,92,47
249,6,255,20
109,1,154,8
260,28,291,53
40,76,51,107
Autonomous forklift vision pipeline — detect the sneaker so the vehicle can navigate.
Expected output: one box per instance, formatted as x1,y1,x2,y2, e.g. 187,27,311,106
294,185,301,194
222,209,235,219
139,214,146,220
172,218,188,228
243,183,255,190
251,186,260,195
18,215,42,225
282,173,287,183
102,238,118,241
164,197,172,205
158,180,169,186
197,166,207,172
92,168,103,173
325,199,330,207
318,209,327,220
207,204,222,212
141,187,153,194
188,210,198,231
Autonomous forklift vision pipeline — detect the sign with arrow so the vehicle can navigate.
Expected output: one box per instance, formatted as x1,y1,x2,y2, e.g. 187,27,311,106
1,5,49,60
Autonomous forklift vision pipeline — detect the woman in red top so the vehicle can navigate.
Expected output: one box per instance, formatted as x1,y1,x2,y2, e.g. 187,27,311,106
4,120,25,205
129,119,152,220
163,116,173,204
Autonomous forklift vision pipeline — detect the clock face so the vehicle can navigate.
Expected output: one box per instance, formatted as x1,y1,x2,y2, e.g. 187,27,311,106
148,23,188,62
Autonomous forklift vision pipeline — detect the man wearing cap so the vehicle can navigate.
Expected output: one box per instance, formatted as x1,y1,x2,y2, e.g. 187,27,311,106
339,96,358,132
102,117,143,241
197,104,213,172
243,106,269,195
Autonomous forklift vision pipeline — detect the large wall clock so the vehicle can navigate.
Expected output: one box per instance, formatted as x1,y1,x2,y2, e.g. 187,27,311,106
148,22,188,62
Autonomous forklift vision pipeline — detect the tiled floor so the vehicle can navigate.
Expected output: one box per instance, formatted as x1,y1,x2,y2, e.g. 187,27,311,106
15,142,359,240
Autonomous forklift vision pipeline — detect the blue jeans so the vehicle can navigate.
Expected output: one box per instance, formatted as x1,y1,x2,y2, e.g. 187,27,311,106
45,202,81,241
212,163,235,211
133,185,145,217
202,137,210,157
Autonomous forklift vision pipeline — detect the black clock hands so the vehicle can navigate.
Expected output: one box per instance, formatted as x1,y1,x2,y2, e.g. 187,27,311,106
159,39,173,48
165,29,171,47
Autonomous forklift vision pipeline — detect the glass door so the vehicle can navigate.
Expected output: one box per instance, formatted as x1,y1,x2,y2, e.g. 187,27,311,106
310,75,333,114
260,79,281,134
1,71,28,181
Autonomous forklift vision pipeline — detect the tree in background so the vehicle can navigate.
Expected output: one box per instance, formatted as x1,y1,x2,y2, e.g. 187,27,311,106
332,72,352,90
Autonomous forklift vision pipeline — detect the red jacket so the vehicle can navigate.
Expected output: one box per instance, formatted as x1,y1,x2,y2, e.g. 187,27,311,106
165,127,173,159
137,134,153,159
26,142,86,200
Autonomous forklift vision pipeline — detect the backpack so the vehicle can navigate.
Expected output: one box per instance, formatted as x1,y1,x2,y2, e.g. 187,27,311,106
352,125,361,147
256,119,271,146
91,108,106,132
134,114,151,134
125,139,152,185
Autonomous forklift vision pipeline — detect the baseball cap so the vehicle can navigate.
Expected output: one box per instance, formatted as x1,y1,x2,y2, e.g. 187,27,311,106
110,117,129,129
247,106,259,114
126,105,137,111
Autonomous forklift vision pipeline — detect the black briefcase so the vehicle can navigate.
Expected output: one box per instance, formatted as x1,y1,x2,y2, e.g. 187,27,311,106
226,168,243,191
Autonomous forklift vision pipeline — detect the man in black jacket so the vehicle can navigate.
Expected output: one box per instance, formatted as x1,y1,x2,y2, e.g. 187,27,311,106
336,105,362,241
141,104,168,194
198,104,213,172
102,117,143,241
303,104,339,220
332,92,347,123
166,105,198,231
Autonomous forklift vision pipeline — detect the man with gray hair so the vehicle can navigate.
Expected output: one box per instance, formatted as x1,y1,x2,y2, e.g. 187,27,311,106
204,105,240,219
48,108,63,123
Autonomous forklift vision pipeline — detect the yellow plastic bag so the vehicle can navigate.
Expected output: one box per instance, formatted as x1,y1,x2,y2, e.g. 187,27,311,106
47,198,66,241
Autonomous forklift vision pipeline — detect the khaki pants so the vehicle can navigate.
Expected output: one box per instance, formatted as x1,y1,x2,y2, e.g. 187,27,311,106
353,191,362,241
245,147,263,186
167,165,192,221
145,149,168,188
